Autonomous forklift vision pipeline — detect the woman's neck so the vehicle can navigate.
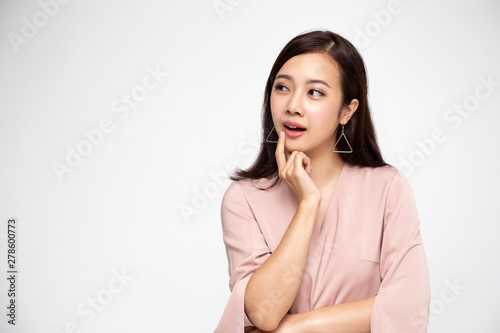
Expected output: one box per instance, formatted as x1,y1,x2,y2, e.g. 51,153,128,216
307,149,345,189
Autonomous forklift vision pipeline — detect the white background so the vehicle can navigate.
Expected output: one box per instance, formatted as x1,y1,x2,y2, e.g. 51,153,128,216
1,0,499,332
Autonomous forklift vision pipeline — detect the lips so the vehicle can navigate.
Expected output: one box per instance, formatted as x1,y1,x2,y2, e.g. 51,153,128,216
283,120,306,138
283,120,306,132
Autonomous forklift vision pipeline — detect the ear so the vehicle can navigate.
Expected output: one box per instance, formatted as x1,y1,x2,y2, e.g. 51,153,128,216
339,99,359,125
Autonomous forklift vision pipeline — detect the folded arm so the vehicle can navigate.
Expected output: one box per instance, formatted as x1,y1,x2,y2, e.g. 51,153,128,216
246,295,374,333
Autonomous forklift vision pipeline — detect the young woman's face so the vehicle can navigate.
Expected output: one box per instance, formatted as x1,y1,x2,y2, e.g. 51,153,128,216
270,52,355,157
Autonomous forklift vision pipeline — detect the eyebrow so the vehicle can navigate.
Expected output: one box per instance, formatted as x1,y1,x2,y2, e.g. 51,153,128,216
276,74,331,89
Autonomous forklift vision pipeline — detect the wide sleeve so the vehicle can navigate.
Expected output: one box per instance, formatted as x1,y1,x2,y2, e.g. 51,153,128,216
214,181,272,333
371,169,431,333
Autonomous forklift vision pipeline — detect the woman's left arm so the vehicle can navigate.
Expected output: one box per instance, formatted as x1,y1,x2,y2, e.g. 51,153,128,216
369,169,430,332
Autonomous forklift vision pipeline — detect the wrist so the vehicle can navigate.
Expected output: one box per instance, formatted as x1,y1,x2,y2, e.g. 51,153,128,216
299,195,321,208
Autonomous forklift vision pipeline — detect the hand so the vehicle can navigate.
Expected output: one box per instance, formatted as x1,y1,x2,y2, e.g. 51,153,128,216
275,131,321,203
244,314,298,333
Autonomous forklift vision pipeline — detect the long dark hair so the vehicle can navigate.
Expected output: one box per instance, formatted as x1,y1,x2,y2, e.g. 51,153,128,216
231,30,387,189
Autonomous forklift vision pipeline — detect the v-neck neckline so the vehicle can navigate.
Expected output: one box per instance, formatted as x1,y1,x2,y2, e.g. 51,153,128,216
314,161,348,230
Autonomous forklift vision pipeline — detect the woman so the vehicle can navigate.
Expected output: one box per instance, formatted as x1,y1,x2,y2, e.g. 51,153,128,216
215,30,430,332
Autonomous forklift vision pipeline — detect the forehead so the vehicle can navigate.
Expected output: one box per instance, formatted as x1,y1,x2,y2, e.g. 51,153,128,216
276,52,341,83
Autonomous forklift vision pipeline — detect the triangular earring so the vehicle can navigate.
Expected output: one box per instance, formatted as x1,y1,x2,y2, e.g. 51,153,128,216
265,126,279,143
332,124,353,153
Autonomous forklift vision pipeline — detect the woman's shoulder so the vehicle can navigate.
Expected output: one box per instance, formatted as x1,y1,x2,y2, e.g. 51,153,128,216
343,162,406,188
337,163,410,205
222,175,282,204
346,162,399,178
226,175,281,193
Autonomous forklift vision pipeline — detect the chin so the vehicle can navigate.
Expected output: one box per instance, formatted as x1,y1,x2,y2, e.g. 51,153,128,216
285,142,308,154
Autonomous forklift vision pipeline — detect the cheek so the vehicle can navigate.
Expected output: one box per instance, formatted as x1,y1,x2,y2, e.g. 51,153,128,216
270,96,284,128
310,106,341,135
270,95,279,116
315,105,340,124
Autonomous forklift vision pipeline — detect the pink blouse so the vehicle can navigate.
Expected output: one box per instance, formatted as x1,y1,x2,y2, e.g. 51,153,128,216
215,163,430,332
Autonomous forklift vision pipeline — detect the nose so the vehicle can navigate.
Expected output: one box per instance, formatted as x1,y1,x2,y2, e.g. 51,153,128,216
286,90,304,116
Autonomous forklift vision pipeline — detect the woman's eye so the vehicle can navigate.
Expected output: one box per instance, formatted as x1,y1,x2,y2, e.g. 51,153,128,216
309,89,324,97
274,84,288,92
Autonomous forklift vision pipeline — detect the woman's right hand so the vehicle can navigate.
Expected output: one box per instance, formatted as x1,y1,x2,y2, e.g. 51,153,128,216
275,131,321,204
